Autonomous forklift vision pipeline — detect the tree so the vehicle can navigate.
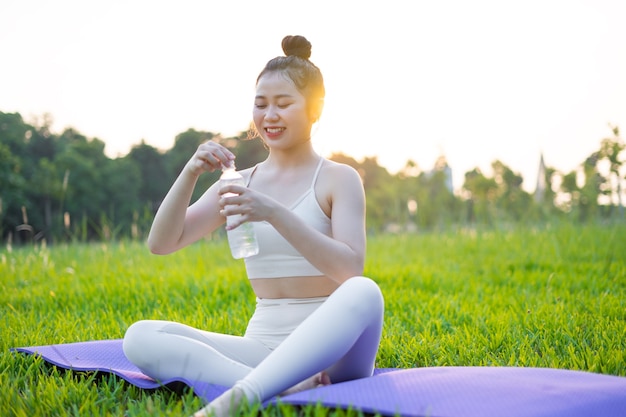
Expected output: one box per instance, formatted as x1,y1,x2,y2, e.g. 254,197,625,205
28,158,63,240
0,112,38,240
0,143,27,239
0,112,30,158
5,107,624,242
579,152,604,221
166,129,216,178
599,125,625,217
100,157,142,238
463,168,498,225
559,170,579,213
163,130,268,205
127,141,169,212
491,160,532,221
228,133,268,170
53,147,102,237
414,156,459,229
328,153,399,231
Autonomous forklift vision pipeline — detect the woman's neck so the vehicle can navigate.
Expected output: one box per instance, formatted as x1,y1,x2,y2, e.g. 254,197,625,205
265,143,319,168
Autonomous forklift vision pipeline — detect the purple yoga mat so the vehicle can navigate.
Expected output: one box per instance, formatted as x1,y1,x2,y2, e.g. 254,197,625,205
13,339,229,401
13,339,626,417
281,366,626,417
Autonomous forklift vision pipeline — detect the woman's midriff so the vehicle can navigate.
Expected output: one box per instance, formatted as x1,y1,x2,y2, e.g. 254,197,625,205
250,275,340,299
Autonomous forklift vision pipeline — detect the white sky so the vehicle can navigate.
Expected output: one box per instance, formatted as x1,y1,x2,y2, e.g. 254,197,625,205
1,0,625,192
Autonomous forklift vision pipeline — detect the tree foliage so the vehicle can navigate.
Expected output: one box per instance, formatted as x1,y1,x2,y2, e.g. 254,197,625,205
0,111,624,244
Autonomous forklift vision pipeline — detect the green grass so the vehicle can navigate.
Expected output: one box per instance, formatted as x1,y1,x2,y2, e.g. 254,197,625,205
2,223,625,416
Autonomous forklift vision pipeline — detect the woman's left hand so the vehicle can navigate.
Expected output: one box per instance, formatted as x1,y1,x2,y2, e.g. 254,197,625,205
218,185,277,230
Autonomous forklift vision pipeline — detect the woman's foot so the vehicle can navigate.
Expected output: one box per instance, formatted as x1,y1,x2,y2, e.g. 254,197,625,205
193,386,245,417
192,372,331,416
281,371,332,396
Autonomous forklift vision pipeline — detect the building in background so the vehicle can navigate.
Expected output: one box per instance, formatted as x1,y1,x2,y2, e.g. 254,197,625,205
534,153,547,203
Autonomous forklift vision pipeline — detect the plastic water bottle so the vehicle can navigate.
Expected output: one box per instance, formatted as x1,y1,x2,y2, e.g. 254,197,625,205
220,163,259,259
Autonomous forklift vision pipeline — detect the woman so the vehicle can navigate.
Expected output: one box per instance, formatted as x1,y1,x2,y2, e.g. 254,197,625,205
122,35,384,417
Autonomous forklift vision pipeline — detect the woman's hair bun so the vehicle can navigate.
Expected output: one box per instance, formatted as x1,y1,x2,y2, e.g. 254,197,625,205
281,35,312,60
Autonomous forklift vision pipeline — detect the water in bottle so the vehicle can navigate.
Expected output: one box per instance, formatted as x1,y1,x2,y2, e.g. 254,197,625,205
220,163,259,259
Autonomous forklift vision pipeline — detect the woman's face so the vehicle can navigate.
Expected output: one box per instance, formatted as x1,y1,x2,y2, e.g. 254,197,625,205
253,71,313,150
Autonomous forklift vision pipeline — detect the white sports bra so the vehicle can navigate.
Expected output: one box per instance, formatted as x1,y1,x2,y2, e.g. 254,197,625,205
244,158,332,279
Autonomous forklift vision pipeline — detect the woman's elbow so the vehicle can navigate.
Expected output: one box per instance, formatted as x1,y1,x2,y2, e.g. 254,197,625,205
335,258,365,283
146,236,174,255
149,246,170,255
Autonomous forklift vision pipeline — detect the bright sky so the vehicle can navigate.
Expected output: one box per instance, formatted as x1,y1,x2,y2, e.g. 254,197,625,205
2,0,625,192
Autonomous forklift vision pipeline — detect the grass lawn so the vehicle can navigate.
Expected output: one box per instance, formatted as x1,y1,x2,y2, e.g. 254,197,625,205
2,222,625,416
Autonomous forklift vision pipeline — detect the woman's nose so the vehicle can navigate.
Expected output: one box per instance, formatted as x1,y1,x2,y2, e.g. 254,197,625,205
264,105,279,121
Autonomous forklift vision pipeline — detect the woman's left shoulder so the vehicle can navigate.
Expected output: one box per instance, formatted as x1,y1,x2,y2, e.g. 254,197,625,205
320,159,361,179
318,159,364,192
316,159,365,212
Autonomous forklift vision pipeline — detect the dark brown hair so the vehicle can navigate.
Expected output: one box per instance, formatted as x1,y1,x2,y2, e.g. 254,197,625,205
257,35,325,121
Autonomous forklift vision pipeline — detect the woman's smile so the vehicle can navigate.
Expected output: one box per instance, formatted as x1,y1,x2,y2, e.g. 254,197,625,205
265,127,286,138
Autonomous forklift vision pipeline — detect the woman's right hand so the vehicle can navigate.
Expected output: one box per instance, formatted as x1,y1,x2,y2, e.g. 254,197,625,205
147,140,234,254
186,141,235,177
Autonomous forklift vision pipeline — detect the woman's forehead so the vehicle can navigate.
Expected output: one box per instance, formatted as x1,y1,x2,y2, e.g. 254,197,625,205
255,71,299,96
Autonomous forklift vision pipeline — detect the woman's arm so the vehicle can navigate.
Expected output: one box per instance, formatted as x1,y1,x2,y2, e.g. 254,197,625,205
279,163,366,283
221,162,365,283
147,142,234,255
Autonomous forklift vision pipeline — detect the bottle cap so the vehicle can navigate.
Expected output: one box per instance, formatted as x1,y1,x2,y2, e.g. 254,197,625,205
221,161,236,171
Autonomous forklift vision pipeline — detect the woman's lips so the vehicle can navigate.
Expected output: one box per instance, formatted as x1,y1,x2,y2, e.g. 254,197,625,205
265,127,285,138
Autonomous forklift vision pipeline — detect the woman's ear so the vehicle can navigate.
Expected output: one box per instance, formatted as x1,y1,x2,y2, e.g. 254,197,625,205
309,98,324,122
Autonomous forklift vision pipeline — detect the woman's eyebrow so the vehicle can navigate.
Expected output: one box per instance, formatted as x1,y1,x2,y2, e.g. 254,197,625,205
255,93,294,100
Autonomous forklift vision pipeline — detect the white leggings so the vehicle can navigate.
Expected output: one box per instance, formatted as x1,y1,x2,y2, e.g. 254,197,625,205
122,276,384,402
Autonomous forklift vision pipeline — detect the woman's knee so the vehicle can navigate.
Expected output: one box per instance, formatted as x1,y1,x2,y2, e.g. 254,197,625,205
343,276,383,300
338,276,384,316
122,320,158,362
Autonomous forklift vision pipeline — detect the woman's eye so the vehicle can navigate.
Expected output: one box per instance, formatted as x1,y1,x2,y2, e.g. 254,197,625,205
278,102,291,109
255,103,267,109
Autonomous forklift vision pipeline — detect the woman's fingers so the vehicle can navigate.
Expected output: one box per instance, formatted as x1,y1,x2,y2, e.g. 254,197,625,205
188,142,235,175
